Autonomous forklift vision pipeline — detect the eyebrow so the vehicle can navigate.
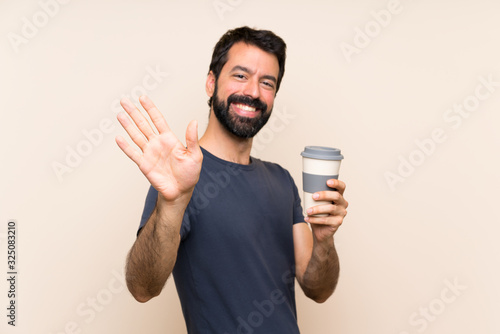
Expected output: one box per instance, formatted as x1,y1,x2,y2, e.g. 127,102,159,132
230,65,277,84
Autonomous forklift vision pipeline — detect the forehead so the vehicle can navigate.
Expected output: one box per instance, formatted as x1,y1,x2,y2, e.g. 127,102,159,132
222,42,279,77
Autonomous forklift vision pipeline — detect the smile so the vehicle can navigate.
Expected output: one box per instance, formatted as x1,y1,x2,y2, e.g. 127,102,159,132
231,103,260,117
234,103,257,112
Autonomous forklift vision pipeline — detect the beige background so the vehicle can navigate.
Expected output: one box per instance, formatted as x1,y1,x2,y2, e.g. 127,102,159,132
1,0,499,333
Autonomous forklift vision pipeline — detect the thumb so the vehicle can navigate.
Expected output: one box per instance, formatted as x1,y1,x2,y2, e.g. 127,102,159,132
185,120,201,154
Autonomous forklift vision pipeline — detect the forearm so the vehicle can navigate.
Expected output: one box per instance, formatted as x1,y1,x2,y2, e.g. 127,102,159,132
300,236,340,303
125,194,188,302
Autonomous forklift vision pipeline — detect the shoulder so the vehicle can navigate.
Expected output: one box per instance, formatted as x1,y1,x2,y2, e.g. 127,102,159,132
253,157,295,182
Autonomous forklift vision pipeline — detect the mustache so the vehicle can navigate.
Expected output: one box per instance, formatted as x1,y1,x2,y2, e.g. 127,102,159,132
227,94,268,113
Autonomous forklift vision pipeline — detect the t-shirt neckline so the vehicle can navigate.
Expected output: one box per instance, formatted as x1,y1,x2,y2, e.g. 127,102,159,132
200,146,258,171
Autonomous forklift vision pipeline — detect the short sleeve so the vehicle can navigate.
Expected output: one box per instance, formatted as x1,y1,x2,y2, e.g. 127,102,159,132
287,171,305,225
137,186,158,236
179,211,191,240
137,185,192,239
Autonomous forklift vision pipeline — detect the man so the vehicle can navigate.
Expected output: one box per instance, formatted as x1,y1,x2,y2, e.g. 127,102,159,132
116,26,348,333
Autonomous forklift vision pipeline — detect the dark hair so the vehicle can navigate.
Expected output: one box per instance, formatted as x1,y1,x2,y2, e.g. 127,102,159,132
207,26,287,106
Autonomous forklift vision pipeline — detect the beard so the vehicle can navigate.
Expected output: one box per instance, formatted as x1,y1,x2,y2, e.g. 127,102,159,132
212,84,272,139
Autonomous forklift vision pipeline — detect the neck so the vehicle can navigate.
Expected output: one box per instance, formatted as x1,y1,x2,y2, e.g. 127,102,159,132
199,111,253,165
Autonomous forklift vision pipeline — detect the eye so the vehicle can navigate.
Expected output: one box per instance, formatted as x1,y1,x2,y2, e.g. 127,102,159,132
262,81,275,89
234,74,246,80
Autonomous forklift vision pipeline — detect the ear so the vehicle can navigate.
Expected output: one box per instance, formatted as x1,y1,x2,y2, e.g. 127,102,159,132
206,71,216,97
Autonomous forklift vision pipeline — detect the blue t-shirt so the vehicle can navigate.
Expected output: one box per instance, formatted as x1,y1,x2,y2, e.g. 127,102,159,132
139,147,305,334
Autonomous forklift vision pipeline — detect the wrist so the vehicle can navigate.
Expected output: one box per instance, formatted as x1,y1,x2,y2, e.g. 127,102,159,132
154,191,193,231
312,235,335,258
157,190,193,211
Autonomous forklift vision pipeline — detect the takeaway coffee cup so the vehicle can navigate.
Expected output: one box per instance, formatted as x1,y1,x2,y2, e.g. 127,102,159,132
301,146,344,217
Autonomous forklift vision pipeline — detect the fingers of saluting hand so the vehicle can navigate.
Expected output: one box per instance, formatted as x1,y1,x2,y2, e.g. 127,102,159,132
115,135,142,165
138,95,170,134
119,97,156,142
118,96,171,148
116,110,148,150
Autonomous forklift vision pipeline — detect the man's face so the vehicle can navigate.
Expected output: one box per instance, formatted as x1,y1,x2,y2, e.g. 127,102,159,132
209,42,280,139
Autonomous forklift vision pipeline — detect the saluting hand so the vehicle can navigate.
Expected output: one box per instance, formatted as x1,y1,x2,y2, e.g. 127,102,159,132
115,96,203,203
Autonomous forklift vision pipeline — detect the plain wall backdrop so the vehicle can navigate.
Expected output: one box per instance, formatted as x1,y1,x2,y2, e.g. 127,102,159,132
1,0,499,333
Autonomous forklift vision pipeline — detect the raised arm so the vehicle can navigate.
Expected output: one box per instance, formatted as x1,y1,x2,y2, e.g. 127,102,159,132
115,96,202,302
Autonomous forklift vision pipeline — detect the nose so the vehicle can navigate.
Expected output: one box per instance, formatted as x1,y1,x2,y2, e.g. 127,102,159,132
242,78,260,99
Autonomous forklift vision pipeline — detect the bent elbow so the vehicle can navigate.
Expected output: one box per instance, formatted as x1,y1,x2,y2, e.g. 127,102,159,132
127,282,160,303
304,288,334,304
129,288,159,303
311,295,329,304
133,293,154,303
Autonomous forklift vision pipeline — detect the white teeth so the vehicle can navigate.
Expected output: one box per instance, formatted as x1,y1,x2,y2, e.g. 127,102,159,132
235,104,256,112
